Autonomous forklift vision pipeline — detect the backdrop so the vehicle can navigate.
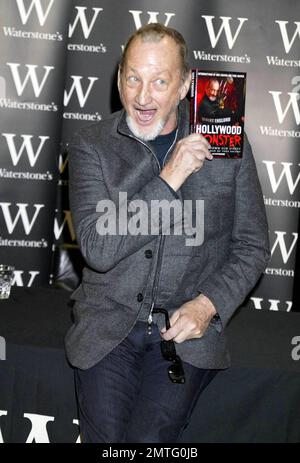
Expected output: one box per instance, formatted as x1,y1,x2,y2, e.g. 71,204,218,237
0,0,300,313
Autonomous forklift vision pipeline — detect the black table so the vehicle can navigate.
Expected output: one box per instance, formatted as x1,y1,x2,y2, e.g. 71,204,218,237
0,287,299,443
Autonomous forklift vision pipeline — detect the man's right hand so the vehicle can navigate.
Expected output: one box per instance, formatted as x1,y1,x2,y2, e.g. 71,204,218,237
159,133,212,191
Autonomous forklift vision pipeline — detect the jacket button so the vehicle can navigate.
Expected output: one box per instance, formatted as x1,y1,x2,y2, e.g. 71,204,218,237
137,293,144,302
144,249,153,258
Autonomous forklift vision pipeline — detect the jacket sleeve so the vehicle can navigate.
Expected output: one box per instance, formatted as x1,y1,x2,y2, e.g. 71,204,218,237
197,134,271,330
68,132,184,272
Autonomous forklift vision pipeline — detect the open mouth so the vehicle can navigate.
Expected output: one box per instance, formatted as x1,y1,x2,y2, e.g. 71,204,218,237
135,108,157,124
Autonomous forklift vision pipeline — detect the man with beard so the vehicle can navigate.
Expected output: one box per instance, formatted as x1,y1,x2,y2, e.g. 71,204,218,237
65,23,270,443
198,78,233,121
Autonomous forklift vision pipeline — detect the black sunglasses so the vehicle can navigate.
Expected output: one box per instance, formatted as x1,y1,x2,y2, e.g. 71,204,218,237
152,307,185,384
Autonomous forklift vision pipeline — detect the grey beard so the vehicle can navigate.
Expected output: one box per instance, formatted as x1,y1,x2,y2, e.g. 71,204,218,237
126,114,165,141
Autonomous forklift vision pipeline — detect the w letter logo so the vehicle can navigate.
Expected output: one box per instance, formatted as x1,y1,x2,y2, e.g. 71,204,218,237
7,63,54,98
2,133,49,167
129,10,175,30
275,21,300,53
16,0,54,26
68,7,103,39
64,76,98,108
269,91,300,124
202,16,248,49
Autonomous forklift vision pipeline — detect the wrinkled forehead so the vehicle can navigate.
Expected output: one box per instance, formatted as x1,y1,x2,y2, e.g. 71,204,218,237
124,36,182,71
209,80,220,89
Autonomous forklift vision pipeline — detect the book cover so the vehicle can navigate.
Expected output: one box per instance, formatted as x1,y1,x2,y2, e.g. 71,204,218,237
190,70,246,158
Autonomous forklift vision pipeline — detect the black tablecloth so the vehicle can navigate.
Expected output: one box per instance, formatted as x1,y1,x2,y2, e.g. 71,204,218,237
0,286,300,442
1,286,300,371
0,286,72,348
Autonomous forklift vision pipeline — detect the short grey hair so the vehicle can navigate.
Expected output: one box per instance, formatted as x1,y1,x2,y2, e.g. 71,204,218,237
119,23,190,80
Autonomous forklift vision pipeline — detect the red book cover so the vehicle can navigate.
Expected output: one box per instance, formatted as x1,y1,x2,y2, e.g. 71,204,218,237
190,69,246,158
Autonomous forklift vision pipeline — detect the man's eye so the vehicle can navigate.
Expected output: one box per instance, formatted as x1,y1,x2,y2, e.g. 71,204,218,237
128,76,138,83
156,79,166,85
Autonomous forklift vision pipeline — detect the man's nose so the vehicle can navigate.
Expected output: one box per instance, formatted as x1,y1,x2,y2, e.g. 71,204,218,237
135,82,152,106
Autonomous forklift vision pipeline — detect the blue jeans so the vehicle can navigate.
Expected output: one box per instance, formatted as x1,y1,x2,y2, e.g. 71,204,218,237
75,321,218,443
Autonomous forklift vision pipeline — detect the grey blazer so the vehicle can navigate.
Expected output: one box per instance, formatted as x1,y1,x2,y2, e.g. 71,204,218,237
65,100,270,370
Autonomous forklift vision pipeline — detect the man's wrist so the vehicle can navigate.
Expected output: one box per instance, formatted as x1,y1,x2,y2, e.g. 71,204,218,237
159,167,184,192
158,176,180,199
195,293,217,318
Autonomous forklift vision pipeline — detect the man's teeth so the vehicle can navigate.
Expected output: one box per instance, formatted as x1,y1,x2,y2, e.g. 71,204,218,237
137,109,156,121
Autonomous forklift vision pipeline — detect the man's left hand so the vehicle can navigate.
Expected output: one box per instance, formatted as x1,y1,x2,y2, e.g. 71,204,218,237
160,294,217,343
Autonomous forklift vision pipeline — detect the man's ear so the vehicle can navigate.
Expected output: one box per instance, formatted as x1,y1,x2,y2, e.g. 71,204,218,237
117,67,121,92
179,70,192,100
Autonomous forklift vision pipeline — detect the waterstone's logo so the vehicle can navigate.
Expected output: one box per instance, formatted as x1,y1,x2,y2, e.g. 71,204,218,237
63,75,101,122
193,16,251,65
263,161,300,209
3,0,63,42
0,202,48,250
0,63,57,113
68,6,106,53
260,78,300,139
266,21,300,67
265,231,298,277
1,133,53,181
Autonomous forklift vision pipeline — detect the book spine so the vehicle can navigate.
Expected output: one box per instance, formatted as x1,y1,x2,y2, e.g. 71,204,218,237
189,69,197,133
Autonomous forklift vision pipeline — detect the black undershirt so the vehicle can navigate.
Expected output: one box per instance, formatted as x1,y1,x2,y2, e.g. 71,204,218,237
149,128,177,169
149,128,179,198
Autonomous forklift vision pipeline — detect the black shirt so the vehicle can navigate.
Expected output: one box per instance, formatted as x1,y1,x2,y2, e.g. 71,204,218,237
150,128,177,169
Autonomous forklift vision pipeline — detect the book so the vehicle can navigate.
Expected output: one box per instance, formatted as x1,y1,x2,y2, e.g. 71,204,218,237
190,69,247,158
